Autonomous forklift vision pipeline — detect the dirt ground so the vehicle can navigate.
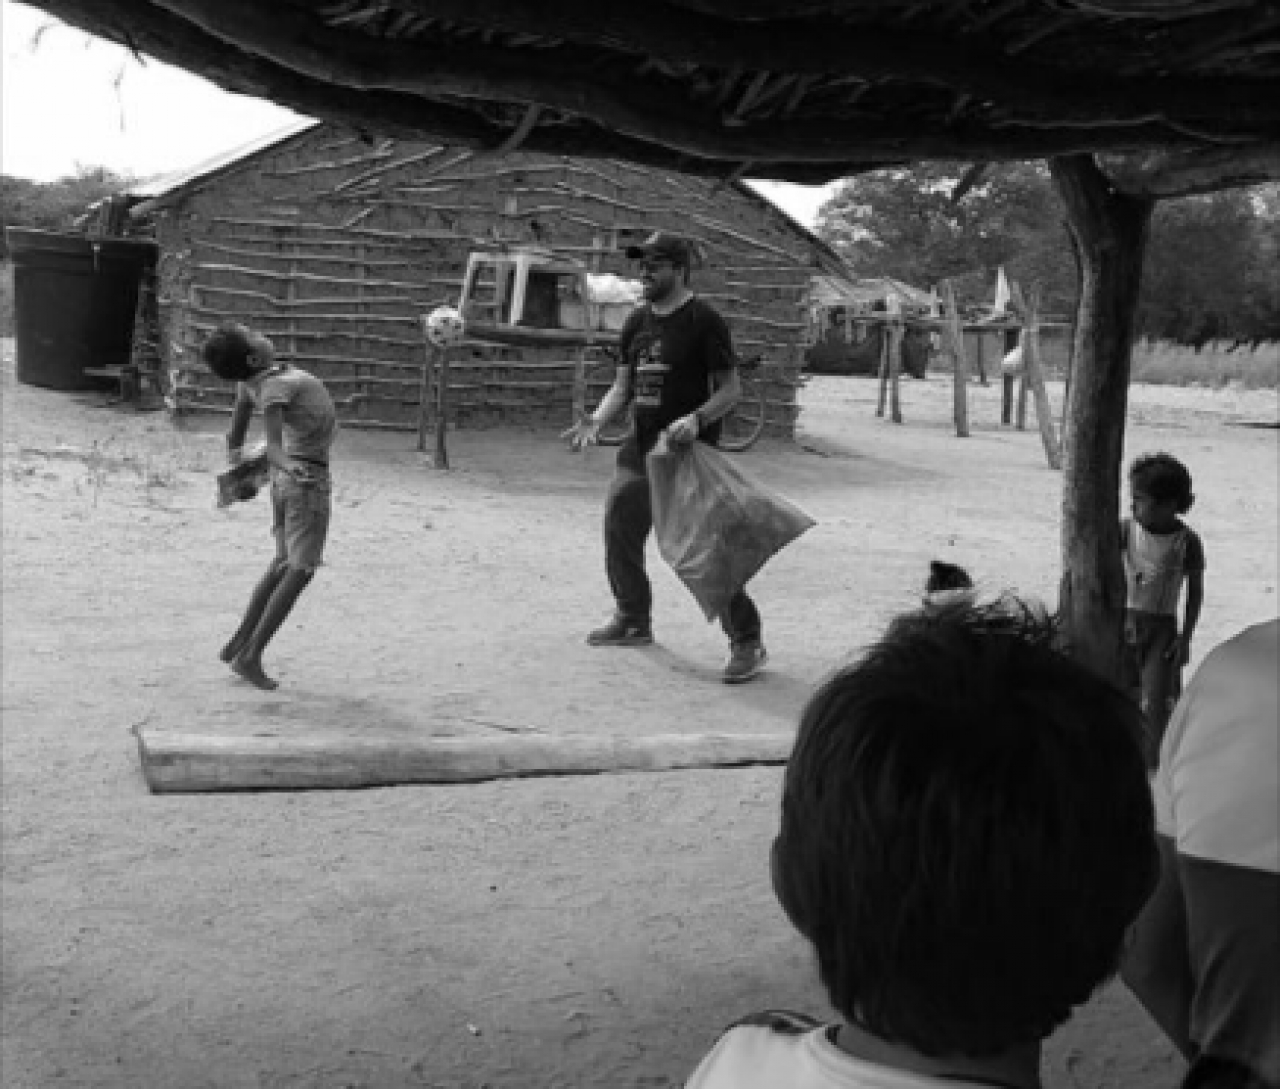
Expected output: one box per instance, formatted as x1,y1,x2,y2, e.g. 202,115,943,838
3,340,1276,1089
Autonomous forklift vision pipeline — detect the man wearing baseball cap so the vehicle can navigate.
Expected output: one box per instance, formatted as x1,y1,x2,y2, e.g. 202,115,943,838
562,230,766,683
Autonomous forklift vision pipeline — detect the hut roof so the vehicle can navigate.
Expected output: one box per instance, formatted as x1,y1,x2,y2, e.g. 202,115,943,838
120,118,852,276
811,273,935,312
30,1,1280,187
130,119,319,203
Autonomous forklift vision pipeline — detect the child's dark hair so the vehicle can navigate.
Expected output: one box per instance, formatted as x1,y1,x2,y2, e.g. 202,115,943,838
1129,452,1195,514
771,599,1156,1058
926,561,973,595
201,323,259,383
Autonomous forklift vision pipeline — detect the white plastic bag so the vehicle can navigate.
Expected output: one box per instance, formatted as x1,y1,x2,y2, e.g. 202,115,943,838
647,438,815,622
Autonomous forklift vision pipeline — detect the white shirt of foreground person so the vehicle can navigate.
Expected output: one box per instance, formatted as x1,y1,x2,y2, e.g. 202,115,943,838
1152,618,1280,874
686,1023,999,1089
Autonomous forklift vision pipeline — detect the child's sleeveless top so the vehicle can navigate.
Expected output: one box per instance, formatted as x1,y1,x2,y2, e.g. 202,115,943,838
1122,517,1192,616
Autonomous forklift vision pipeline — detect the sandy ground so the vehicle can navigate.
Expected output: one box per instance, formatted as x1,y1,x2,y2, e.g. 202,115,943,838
3,342,1277,1089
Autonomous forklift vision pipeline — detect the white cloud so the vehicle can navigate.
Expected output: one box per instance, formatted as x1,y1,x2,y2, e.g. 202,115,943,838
2,2,300,182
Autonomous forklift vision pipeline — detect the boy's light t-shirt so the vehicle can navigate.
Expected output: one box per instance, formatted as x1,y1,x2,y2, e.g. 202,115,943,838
1121,516,1205,616
246,366,337,464
1152,618,1279,874
686,1024,997,1089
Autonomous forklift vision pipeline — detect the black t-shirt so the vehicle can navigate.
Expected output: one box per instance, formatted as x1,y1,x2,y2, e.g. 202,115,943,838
617,296,735,464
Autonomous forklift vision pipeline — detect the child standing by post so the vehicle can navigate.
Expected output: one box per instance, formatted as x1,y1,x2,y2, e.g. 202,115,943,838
202,322,337,691
1123,452,1206,765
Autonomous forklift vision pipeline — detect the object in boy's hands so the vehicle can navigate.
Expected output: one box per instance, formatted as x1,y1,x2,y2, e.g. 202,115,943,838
216,446,271,508
923,560,975,610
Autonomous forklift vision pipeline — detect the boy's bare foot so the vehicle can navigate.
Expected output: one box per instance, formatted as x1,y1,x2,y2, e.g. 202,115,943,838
219,637,246,664
231,656,279,691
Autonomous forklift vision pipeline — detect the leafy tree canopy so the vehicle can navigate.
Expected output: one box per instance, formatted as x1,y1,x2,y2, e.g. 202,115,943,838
816,163,1278,345
815,161,1077,314
1,166,136,258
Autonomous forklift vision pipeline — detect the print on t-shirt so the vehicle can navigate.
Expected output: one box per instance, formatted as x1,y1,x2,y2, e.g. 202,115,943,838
632,331,668,410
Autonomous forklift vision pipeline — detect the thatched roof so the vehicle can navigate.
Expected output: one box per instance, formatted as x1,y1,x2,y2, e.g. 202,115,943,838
811,273,936,313
29,1,1280,187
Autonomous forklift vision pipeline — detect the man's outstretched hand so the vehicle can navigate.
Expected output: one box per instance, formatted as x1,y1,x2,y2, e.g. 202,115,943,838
561,414,601,452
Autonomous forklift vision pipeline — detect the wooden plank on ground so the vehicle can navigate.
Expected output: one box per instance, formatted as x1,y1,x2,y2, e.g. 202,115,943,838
135,730,795,793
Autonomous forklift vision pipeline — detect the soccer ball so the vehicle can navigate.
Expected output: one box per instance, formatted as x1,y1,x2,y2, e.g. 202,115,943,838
424,306,466,349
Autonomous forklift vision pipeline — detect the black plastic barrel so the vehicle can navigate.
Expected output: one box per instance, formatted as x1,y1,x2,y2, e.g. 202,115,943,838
6,228,157,391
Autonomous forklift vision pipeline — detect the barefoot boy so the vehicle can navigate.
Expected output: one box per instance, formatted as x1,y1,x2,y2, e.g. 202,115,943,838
686,599,1158,1089
202,323,337,691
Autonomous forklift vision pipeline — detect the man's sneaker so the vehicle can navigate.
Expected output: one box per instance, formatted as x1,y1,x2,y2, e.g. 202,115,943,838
723,643,768,684
587,616,654,647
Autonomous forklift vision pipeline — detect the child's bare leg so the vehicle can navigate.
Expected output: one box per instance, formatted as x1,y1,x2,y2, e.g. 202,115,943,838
220,558,289,663
232,567,314,691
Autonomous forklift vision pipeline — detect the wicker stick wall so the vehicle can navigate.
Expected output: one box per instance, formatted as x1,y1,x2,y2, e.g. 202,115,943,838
141,125,827,436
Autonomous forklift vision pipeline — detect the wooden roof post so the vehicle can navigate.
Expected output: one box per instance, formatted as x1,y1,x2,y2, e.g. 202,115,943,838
943,280,969,438
875,324,890,418
1017,285,1062,470
1011,281,1030,430
887,295,903,424
1049,154,1155,682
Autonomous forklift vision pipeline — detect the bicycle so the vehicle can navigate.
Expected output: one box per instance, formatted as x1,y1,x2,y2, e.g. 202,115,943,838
581,348,768,452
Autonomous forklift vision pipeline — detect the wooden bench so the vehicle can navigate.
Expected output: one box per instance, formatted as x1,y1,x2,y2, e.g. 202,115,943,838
82,364,162,403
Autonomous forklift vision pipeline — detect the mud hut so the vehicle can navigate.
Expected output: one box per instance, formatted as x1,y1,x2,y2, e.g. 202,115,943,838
123,122,848,436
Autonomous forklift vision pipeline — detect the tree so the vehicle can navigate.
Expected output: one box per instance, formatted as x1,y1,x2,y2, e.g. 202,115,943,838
814,161,1078,311
0,166,136,258
1136,184,1280,346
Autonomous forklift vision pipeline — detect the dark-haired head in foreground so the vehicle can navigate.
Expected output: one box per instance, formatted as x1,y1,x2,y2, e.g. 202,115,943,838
773,600,1157,1063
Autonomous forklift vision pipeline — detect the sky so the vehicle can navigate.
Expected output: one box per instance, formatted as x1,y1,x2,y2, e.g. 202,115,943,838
1,2,838,227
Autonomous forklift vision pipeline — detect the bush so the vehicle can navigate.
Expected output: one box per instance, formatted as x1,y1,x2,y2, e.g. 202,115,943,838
1130,339,1280,389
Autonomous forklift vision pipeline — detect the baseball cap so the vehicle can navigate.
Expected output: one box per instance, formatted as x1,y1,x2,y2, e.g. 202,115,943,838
625,231,696,266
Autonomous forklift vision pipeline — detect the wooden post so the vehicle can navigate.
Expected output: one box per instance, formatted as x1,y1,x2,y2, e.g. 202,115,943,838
415,341,435,452
887,317,904,424
875,326,890,418
571,344,588,424
1049,154,1155,682
1001,326,1019,425
433,344,452,470
943,280,969,438
975,332,987,386
1015,287,1062,470
1016,354,1030,430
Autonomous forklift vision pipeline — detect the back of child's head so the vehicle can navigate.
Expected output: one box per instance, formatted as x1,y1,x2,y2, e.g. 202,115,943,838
772,599,1156,1058
201,322,258,383
1129,452,1195,514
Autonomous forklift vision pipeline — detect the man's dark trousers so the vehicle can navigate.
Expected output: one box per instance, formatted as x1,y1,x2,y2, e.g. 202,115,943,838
603,466,762,647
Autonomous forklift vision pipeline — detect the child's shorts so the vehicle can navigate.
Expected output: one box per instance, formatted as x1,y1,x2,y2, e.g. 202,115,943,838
271,467,331,572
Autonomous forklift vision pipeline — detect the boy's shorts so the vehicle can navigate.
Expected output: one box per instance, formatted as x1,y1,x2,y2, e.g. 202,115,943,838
271,468,331,572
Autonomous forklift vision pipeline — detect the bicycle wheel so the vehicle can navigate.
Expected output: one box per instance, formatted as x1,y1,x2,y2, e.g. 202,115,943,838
717,373,767,452
584,361,632,447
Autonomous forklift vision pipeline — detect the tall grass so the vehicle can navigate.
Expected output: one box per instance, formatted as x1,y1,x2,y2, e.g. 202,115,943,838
1130,339,1280,389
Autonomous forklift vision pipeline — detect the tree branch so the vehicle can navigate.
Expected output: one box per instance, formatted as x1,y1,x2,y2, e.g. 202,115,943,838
1098,145,1280,198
